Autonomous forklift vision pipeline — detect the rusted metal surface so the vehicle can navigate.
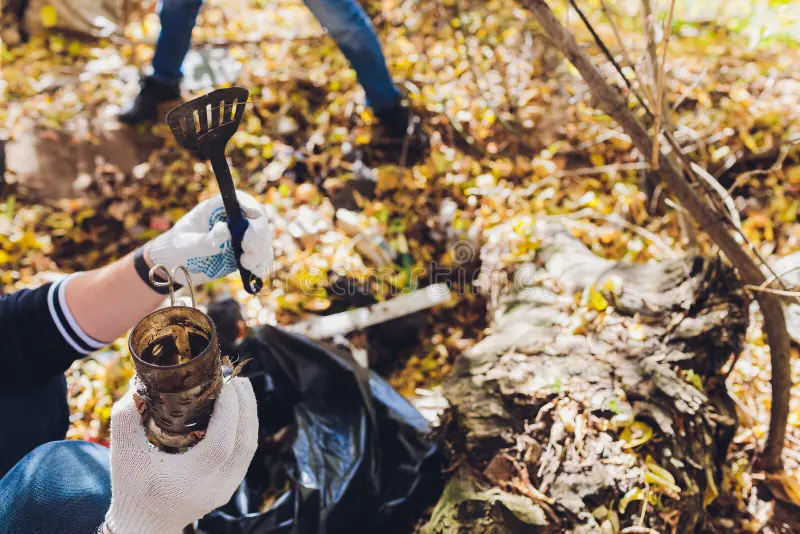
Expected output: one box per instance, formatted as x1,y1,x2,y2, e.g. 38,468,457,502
129,305,222,452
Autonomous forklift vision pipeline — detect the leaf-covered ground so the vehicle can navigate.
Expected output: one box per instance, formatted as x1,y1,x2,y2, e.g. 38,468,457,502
3,0,800,530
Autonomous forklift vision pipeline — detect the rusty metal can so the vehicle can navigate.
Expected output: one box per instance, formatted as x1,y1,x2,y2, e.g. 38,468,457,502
128,265,223,452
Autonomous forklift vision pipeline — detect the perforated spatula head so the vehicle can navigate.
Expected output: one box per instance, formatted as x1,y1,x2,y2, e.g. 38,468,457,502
165,87,263,295
166,87,249,159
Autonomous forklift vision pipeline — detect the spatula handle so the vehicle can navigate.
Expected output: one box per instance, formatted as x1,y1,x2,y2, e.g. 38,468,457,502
208,153,263,295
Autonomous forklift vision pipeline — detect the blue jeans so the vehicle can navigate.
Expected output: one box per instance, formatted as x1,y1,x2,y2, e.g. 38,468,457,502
153,0,402,111
0,441,111,534
0,374,112,533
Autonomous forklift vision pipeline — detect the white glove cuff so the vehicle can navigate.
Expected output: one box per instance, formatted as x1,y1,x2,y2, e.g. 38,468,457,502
144,232,178,269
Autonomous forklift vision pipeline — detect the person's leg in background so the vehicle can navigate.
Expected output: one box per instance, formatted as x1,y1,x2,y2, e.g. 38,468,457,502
304,0,427,145
0,374,70,478
0,441,111,534
119,0,204,123
304,0,400,113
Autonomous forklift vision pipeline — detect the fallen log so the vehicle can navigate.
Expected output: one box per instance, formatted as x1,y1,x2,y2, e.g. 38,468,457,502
423,223,747,533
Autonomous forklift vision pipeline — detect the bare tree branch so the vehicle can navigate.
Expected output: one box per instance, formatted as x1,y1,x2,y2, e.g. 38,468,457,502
651,0,676,168
595,0,696,250
599,0,658,110
690,162,742,232
641,0,659,87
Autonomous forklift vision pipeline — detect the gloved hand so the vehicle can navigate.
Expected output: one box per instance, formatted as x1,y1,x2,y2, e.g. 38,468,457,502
145,191,272,285
103,377,258,534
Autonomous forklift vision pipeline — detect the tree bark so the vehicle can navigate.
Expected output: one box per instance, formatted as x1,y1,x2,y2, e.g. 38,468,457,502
522,0,790,472
423,223,746,533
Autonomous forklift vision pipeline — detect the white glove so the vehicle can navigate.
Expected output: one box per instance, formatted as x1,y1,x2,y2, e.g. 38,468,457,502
145,191,273,285
103,377,259,534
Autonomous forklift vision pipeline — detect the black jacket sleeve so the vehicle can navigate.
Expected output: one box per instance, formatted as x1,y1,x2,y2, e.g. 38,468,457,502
0,276,106,391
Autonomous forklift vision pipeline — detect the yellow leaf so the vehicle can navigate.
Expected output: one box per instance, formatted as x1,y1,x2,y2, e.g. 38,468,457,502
620,421,654,449
377,166,406,192
618,487,645,513
780,200,799,223
45,212,73,230
739,128,759,153
764,471,800,507
645,456,681,495
75,208,95,224
41,5,58,28
96,405,112,425
589,286,609,311
711,145,731,163
704,464,719,506
601,275,623,295
684,369,704,391
431,151,450,175
276,293,303,314
755,111,781,128
764,218,774,241
787,166,800,184
0,250,9,265
19,230,43,249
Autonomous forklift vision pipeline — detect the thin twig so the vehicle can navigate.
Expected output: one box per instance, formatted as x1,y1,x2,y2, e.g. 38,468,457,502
641,0,659,87
672,67,708,110
759,265,800,292
597,0,639,77
596,0,696,254
690,162,742,231
576,126,625,150
598,0,660,112
663,198,689,215
728,137,800,193
554,161,652,178
744,285,800,299
518,175,560,196
677,212,698,251
680,127,734,155
651,0,677,168
569,0,652,117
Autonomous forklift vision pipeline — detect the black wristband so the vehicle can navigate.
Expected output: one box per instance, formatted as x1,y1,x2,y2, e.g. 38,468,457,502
133,248,181,295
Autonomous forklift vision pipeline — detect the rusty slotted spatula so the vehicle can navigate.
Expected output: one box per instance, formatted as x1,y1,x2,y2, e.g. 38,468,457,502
166,87,262,295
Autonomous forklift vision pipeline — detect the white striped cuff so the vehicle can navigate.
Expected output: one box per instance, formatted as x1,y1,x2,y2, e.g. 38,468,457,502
47,274,107,355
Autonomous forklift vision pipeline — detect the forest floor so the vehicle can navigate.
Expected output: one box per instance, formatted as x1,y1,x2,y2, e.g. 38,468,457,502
3,0,800,531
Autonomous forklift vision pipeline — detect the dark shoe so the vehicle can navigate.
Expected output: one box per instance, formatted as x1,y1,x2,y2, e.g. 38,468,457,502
373,103,429,165
119,76,181,125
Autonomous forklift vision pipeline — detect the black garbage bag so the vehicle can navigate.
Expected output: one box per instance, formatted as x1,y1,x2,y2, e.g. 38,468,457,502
197,323,444,534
